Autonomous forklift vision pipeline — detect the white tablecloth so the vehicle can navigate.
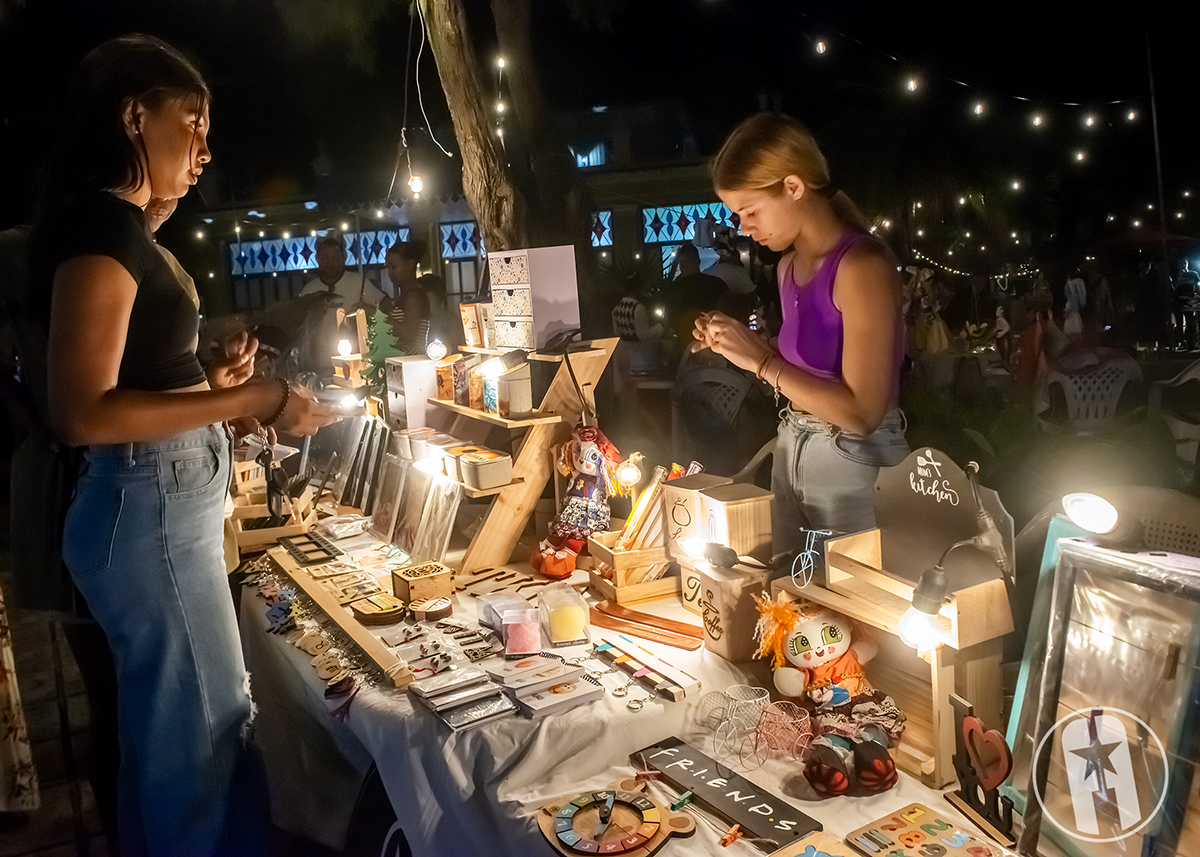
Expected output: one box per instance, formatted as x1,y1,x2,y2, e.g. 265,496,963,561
239,575,979,857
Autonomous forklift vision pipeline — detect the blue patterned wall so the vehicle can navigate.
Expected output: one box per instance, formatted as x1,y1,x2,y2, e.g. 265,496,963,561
440,222,484,259
642,203,734,243
591,211,613,247
228,228,410,277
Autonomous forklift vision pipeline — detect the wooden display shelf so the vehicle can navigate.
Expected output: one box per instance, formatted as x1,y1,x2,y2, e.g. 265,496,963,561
459,345,603,364
459,476,525,499
426,397,562,428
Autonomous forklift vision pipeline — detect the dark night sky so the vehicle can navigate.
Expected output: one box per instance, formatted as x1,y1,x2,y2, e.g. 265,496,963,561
1,0,1196,260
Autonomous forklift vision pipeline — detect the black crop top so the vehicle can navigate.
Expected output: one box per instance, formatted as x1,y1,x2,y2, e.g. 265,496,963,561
30,192,206,391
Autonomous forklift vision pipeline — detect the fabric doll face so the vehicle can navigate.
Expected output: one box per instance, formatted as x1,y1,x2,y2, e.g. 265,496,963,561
783,609,852,668
574,440,603,477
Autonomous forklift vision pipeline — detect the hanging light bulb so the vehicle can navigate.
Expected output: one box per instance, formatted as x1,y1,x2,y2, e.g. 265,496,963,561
258,230,265,238
907,78,918,92
1012,180,1021,190
617,453,644,488
1032,114,1043,127
1127,110,1137,121
376,210,383,218
899,567,949,650
973,102,984,116
310,229,317,237
1075,151,1086,162
196,230,204,239
338,339,353,359
917,229,924,237
815,40,827,54
497,57,506,68
283,231,290,239
408,174,424,194
1085,115,1096,127
341,222,349,231
496,101,505,113
959,197,967,205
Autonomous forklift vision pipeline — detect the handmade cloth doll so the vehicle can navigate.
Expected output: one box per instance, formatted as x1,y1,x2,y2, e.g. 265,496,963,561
531,423,628,579
755,597,905,796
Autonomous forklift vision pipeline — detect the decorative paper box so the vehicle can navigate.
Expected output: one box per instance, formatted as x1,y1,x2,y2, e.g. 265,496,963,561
497,363,533,419
384,356,437,431
486,246,580,349
459,450,513,491
459,303,482,347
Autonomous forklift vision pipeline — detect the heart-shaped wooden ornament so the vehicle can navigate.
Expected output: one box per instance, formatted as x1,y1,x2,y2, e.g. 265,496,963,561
963,715,1013,791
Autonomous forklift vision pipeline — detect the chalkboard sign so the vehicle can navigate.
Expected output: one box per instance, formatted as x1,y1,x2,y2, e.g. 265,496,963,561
638,737,821,846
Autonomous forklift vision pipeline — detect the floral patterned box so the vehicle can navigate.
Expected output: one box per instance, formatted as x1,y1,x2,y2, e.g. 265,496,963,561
487,253,529,286
493,286,532,317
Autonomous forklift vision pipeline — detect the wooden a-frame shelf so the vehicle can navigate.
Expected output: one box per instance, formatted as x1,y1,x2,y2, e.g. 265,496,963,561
427,338,617,574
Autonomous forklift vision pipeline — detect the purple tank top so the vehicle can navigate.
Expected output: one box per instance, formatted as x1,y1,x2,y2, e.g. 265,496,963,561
778,229,866,379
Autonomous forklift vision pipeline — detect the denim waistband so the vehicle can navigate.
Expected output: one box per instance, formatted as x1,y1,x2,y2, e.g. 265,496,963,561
86,424,227,461
780,407,906,436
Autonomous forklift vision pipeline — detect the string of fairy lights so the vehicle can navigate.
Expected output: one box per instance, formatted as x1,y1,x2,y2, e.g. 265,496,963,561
186,13,1192,284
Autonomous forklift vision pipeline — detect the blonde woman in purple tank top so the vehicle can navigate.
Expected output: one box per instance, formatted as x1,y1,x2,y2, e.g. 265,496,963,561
694,113,910,545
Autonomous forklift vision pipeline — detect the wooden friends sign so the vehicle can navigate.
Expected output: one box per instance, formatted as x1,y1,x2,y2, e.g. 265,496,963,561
844,804,1016,857
638,737,821,847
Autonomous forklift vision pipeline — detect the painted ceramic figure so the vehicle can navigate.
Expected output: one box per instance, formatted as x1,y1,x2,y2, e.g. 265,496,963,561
755,598,905,796
531,423,629,579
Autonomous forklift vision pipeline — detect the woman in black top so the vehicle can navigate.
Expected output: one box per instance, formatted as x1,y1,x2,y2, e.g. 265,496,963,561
30,35,338,857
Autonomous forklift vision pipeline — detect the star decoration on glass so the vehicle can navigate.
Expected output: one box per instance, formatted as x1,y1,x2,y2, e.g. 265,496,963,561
1069,729,1121,787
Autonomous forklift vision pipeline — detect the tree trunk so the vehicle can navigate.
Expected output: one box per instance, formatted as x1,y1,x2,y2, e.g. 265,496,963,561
417,0,526,252
490,0,605,331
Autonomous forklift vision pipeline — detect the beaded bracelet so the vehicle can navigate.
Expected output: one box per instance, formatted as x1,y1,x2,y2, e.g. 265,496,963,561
261,378,291,428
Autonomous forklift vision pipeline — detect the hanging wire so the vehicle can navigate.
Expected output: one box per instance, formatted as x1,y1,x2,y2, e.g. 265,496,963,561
412,0,454,158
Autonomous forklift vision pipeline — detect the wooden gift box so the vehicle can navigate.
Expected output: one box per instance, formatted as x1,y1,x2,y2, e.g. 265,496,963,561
231,486,317,552
688,556,771,663
390,561,453,602
698,483,773,558
587,529,678,606
661,473,733,559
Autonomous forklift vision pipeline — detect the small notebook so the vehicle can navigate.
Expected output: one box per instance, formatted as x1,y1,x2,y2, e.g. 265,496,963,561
437,693,518,732
515,679,603,720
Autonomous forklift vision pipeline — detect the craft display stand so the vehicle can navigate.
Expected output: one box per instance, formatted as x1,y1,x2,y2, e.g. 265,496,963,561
266,545,414,688
424,338,617,574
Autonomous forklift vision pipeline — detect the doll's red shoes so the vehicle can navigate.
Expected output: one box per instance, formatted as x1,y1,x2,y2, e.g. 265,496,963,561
802,741,897,797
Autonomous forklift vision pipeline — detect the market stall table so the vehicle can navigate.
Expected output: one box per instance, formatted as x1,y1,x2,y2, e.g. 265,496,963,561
238,543,991,857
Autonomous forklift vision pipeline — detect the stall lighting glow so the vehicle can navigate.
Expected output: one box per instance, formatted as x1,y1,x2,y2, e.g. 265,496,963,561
1178,212,1185,219
340,393,360,408
235,226,241,234
898,607,942,650
1012,232,1018,238
497,57,506,68
258,230,265,238
425,339,448,361
907,78,917,91
341,222,349,231
1062,493,1119,534
882,219,891,228
899,565,949,650
815,40,827,54
916,202,922,208
973,102,984,115
1085,115,1095,127
617,453,643,488
654,307,664,317
480,358,505,379
376,210,383,218
1075,151,1086,161
414,458,443,476
917,229,924,237
959,197,966,205
282,232,290,239
965,231,971,238
1185,191,1193,198
1134,220,1142,227
208,272,214,278
408,174,424,194
1127,110,1137,121
1032,114,1043,126
310,229,317,237
196,230,204,239
1012,181,1021,190
496,101,505,113
337,340,353,358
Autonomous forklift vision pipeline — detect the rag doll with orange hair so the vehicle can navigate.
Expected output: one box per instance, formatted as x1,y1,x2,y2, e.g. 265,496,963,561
755,597,905,797
532,423,630,579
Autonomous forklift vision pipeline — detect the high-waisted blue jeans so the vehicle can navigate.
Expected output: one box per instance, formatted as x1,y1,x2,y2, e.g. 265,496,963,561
771,407,910,556
63,425,263,857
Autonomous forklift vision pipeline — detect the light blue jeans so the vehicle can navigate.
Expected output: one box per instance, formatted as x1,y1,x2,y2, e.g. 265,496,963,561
771,408,910,555
63,425,264,857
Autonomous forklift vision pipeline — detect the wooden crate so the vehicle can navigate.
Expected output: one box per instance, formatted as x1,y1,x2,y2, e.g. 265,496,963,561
698,483,773,557
587,529,678,605
661,473,732,559
233,459,265,494
232,488,317,552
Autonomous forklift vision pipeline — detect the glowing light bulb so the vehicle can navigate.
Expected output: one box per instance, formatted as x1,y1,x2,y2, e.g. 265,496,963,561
1085,115,1095,127
1012,181,1021,190
338,339,352,358
973,102,984,115
815,40,827,54
496,101,505,113
310,229,317,237
1134,220,1142,227
654,307,664,317
497,57,506,68
375,210,383,218
635,253,640,259
1012,232,1018,238
965,231,971,238
1075,151,1085,162
959,197,966,205
907,79,917,91
235,226,241,234
1185,191,1192,198
1032,114,1043,126
425,339,448,361
898,606,942,650
980,245,986,251
283,231,290,239
208,272,214,278
681,537,707,559
1177,212,1185,219
258,230,265,238
1127,110,1136,121
916,201,922,208
917,229,924,237
340,393,360,408
883,219,891,228
617,460,642,487
1062,493,1119,534
408,174,424,194
196,230,204,239
1148,203,1154,210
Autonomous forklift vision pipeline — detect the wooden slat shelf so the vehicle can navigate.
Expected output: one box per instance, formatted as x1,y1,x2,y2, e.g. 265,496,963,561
459,345,603,363
426,397,562,428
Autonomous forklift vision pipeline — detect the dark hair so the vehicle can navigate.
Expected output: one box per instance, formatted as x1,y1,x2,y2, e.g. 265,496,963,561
37,34,209,214
676,242,699,261
387,238,427,263
317,236,342,254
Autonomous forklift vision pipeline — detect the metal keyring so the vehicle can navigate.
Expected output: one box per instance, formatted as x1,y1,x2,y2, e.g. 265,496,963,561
627,697,645,712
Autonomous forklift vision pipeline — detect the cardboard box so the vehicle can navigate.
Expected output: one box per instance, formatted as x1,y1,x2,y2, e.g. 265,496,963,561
694,559,771,663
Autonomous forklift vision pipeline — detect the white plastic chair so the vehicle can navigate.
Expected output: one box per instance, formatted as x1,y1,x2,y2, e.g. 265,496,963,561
1148,359,1200,473
1041,348,1142,434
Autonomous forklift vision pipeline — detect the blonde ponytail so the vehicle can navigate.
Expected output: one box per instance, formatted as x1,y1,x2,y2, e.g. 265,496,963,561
712,113,870,232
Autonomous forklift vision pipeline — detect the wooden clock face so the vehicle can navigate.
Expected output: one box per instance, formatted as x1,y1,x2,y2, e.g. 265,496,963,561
553,790,660,854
